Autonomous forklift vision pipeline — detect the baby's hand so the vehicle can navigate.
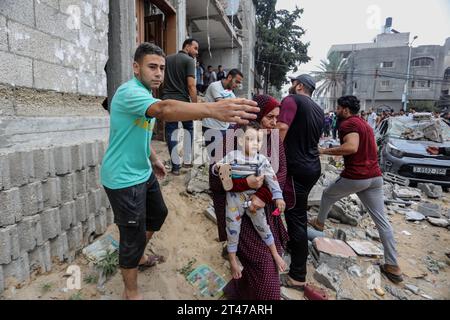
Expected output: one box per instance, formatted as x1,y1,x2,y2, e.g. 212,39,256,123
275,199,286,213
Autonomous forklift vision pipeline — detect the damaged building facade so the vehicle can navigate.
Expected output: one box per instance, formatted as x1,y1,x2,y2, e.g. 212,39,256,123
0,0,257,293
323,18,450,112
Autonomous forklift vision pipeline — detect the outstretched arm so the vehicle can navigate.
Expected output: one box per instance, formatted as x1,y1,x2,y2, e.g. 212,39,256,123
146,98,258,125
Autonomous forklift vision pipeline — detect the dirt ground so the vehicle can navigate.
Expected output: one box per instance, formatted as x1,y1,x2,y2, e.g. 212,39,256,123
1,140,449,300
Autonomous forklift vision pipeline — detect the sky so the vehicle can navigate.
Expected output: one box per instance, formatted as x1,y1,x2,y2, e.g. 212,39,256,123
275,0,450,74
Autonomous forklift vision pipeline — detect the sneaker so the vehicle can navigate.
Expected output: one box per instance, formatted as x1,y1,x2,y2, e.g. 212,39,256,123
182,163,193,169
172,168,180,176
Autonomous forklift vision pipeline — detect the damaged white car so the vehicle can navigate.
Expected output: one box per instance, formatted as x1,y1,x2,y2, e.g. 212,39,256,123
376,113,450,187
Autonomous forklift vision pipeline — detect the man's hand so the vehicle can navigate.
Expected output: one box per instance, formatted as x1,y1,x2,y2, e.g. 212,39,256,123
249,195,266,213
275,199,286,213
427,146,439,155
246,175,264,189
152,159,167,180
209,99,259,125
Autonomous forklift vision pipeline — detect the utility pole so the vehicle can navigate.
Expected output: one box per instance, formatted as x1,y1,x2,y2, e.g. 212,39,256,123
402,35,418,112
267,62,271,94
371,67,379,110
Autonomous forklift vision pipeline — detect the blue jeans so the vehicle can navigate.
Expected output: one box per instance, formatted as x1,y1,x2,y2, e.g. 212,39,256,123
165,121,193,171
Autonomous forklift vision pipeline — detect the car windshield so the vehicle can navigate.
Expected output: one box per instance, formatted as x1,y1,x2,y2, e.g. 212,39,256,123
387,117,450,142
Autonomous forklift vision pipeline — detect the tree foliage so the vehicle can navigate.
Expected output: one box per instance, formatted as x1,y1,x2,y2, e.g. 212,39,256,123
255,0,310,91
313,52,348,110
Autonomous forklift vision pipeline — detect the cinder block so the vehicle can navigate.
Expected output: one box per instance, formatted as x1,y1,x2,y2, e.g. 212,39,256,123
88,189,102,214
68,222,83,251
100,188,110,209
97,141,107,164
33,149,56,181
59,173,76,203
83,213,96,244
0,15,7,52
0,265,4,294
60,201,75,231
106,207,114,226
42,177,61,208
30,214,44,246
0,0,35,28
2,251,30,284
29,241,52,273
0,225,22,264
53,146,72,175
85,142,99,167
71,144,87,172
8,151,34,187
78,71,99,95
8,20,62,64
94,6,108,31
35,60,77,93
74,194,88,223
0,51,33,88
0,154,11,191
50,232,69,263
0,188,22,226
0,227,12,264
19,182,44,217
17,217,38,252
87,166,100,190
95,208,107,235
75,169,87,196
41,208,61,241
9,225,20,260
40,0,59,9
35,1,78,42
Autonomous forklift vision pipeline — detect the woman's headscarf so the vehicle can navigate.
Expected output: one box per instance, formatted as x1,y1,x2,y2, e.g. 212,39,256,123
252,95,281,124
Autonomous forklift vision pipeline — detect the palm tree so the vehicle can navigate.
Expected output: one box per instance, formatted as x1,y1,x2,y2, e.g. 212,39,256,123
314,52,348,111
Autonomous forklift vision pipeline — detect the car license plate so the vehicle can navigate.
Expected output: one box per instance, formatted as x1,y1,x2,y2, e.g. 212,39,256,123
413,167,447,175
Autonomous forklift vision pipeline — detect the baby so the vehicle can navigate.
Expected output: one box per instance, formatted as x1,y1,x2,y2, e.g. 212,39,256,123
213,122,286,279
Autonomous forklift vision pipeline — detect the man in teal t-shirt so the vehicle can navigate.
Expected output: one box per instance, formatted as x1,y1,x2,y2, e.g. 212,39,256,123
101,42,259,300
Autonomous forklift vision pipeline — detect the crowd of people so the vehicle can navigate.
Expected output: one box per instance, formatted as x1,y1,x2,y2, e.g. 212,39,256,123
322,106,450,139
100,39,414,300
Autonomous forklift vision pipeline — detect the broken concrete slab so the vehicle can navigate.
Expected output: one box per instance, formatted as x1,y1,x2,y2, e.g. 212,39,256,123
308,185,324,206
347,265,362,277
203,206,217,224
313,238,356,258
417,202,442,218
365,228,380,241
384,285,408,300
405,210,426,222
280,286,304,300
404,284,420,295
313,263,342,292
185,167,210,194
346,240,384,257
417,183,443,199
392,185,421,201
426,217,449,228
328,200,361,226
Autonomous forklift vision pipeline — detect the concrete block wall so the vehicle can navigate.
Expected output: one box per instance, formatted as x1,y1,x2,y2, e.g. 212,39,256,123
0,0,109,96
0,140,113,293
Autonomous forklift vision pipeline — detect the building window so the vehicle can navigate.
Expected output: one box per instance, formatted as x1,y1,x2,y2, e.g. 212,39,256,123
413,80,431,88
381,80,390,87
411,57,433,67
382,61,394,68
354,82,357,89
444,68,450,80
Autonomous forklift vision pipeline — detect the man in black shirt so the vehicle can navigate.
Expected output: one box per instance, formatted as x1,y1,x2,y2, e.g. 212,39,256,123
276,74,324,291
162,38,199,175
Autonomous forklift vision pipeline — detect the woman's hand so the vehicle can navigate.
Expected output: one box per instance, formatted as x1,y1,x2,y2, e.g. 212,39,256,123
246,175,264,189
249,194,266,213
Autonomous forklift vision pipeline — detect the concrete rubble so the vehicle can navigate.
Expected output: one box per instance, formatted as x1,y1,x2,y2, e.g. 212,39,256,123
417,183,443,199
